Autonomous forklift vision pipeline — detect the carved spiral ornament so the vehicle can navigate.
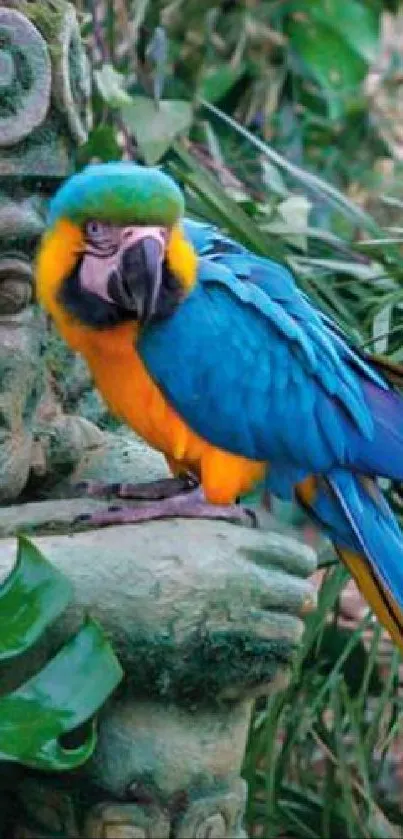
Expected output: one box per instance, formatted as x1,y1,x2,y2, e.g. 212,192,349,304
53,5,92,144
176,784,247,839
0,8,51,147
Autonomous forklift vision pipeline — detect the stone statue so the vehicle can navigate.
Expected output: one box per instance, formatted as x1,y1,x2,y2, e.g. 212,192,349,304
0,513,316,838
0,3,317,837
0,0,92,502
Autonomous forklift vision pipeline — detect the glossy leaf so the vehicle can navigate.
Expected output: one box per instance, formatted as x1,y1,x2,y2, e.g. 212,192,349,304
0,537,123,770
0,617,122,770
0,536,72,661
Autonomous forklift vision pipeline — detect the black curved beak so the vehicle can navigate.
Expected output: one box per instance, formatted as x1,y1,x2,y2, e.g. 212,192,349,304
107,237,163,324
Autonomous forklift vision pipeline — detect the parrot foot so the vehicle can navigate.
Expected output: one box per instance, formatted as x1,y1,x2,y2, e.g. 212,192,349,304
74,486,258,529
73,474,198,500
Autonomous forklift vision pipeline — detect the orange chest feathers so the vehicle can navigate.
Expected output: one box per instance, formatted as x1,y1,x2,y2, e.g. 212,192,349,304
66,321,265,504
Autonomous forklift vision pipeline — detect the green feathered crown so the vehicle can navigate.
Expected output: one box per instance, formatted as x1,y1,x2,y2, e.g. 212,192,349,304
48,162,185,228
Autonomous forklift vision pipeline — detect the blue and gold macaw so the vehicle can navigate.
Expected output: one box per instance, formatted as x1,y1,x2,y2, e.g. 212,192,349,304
36,162,403,650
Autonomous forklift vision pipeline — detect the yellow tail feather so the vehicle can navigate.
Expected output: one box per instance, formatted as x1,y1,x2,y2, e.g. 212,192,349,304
337,547,403,653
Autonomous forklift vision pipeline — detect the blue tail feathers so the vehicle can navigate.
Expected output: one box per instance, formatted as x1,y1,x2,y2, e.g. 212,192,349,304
296,469,403,647
327,470,403,613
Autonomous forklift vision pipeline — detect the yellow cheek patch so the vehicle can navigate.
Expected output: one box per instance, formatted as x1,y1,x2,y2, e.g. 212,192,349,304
35,218,84,322
166,224,198,292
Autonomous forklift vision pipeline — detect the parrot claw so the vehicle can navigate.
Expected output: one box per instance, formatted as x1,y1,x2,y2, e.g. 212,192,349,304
73,486,257,530
72,475,198,500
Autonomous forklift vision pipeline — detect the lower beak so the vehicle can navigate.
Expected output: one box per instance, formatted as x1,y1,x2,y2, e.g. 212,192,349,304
107,237,163,324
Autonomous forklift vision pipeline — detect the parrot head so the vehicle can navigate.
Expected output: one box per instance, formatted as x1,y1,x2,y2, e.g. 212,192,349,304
35,162,197,339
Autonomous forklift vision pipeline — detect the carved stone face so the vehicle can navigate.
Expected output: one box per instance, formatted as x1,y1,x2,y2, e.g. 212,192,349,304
0,189,46,501
0,192,44,316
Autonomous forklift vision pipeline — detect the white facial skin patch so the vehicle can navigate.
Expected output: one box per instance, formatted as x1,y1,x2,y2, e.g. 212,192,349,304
80,223,167,304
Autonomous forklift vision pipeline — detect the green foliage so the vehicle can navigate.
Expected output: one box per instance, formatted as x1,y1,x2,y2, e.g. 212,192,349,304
79,0,390,190
0,537,122,770
288,0,379,121
243,566,402,838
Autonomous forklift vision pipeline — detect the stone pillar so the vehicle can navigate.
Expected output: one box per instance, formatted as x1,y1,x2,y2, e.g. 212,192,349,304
0,514,316,838
0,0,91,502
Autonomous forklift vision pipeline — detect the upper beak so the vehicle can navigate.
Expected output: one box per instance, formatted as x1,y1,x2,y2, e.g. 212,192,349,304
107,236,163,324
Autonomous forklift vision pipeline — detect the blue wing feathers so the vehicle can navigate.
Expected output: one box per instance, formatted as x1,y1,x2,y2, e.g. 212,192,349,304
140,218,403,489
164,220,403,636
350,381,403,479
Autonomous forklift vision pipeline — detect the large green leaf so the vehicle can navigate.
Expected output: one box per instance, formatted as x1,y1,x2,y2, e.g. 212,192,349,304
289,17,367,121
0,618,122,770
0,536,71,662
0,537,122,770
309,0,380,64
121,96,193,164
288,1,379,121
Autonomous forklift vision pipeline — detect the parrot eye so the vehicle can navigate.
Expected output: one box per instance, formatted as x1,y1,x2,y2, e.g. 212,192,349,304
86,220,102,239
85,221,120,252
